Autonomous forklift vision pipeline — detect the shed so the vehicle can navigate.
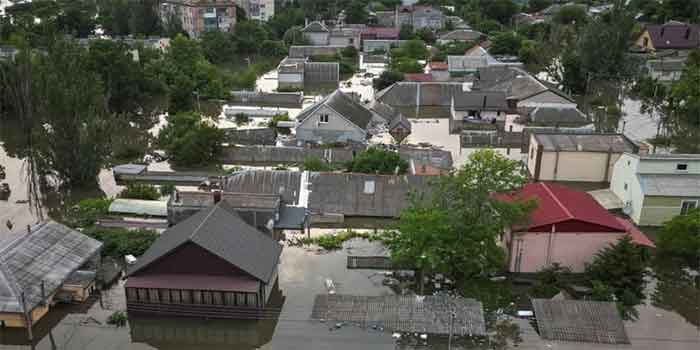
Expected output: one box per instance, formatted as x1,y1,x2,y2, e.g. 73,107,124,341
109,198,168,217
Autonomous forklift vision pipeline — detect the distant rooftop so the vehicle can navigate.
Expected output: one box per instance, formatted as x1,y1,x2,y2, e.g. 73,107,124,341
533,133,637,153
532,299,630,344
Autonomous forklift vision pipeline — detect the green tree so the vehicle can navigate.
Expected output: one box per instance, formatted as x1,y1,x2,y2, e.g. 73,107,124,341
399,40,429,60
234,20,270,54
476,19,503,34
345,1,369,24
399,24,415,40
283,26,311,46
383,150,533,293
553,5,588,26
199,31,236,64
529,263,572,298
656,209,700,269
158,112,224,167
585,236,647,320
667,50,700,153
480,0,518,24
373,70,404,91
528,0,553,12
390,57,424,74
489,31,523,56
83,227,159,258
415,28,436,44
267,114,292,135
260,40,287,57
302,156,335,171
346,148,408,174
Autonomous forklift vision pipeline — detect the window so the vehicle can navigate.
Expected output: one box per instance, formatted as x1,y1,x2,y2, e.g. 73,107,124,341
349,38,354,44
320,114,329,123
364,180,375,194
643,37,649,47
681,200,698,215
623,183,628,191
677,163,688,171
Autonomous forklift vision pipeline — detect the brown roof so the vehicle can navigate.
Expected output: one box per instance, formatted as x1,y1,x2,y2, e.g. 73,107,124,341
430,61,448,70
646,22,700,50
404,73,434,82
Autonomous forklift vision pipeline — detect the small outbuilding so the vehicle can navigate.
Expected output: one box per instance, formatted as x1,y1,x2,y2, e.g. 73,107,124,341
532,298,630,344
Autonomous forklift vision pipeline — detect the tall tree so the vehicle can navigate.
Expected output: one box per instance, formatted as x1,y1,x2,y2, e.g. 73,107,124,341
656,209,700,269
383,150,534,293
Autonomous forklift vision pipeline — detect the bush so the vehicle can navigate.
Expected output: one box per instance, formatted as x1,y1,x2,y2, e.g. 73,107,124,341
302,156,335,171
656,209,700,268
341,46,358,58
267,114,292,135
160,184,176,196
107,311,128,327
529,263,572,298
119,184,160,200
346,148,408,174
65,198,114,228
83,227,159,258
291,229,373,250
390,57,423,74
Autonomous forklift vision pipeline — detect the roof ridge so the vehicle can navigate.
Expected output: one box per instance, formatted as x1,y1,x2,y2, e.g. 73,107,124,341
189,204,219,240
540,183,574,220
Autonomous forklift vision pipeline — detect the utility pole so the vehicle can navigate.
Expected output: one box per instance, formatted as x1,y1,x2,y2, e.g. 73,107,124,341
448,311,456,350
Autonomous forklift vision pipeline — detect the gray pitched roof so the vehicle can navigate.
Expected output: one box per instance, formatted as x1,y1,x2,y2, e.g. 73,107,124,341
453,91,508,111
399,146,452,170
638,174,700,197
302,21,329,33
371,101,401,122
127,202,282,283
534,133,637,153
375,82,467,107
297,90,373,130
223,170,302,205
389,112,412,132
532,299,630,344
0,221,102,313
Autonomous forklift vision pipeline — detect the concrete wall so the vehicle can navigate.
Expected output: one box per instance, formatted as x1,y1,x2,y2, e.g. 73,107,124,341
536,151,621,182
637,158,700,174
329,36,360,50
610,154,645,224
278,72,303,89
296,104,366,143
305,32,329,46
509,231,627,273
639,196,700,226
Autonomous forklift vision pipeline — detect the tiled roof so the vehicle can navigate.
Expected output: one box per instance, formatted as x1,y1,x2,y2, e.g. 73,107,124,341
646,22,700,50
532,299,630,344
126,202,282,283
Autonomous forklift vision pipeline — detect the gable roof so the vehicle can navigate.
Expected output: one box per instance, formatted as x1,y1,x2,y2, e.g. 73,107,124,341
0,221,102,314
645,22,700,50
297,90,373,130
126,202,282,283
532,299,630,344
452,91,508,111
497,182,626,232
533,133,637,153
302,21,329,33
522,106,589,125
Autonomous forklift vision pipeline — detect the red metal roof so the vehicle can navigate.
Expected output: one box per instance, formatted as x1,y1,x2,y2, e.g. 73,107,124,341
498,183,626,233
615,217,656,248
404,73,434,82
361,27,400,40
126,274,260,292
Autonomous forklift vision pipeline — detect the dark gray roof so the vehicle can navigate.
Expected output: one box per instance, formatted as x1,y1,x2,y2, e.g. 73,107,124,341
288,45,344,58
127,202,282,283
474,66,574,103
389,113,412,132
304,62,339,84
453,91,508,111
0,221,102,313
371,101,402,122
307,173,432,217
223,170,302,205
302,21,329,33
522,106,589,125
113,163,147,176
533,133,637,153
278,57,307,74
220,145,355,165
532,299,630,344
174,191,281,211
638,174,700,197
297,90,373,129
376,82,468,107
229,90,304,108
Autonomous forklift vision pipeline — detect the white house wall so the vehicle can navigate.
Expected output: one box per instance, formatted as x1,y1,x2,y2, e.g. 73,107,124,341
610,154,645,224
305,32,329,46
296,105,366,143
537,151,621,182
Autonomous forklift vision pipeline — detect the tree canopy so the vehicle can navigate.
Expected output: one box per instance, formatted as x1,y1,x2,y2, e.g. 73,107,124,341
656,209,700,269
346,148,408,175
157,112,224,168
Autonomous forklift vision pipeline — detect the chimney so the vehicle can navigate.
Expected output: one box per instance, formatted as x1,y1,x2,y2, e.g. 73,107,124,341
213,191,222,204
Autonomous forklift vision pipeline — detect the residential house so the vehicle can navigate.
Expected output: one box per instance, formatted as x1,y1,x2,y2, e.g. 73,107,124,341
527,133,638,183
277,56,339,89
296,90,374,144
361,27,400,41
362,39,405,53
125,202,283,318
399,146,452,175
645,57,686,83
515,106,590,128
0,221,102,328
301,21,330,45
531,299,629,345
498,182,654,273
449,91,509,132
635,21,700,53
375,5,445,30
447,55,493,76
288,45,345,58
160,0,237,39
329,27,362,50
437,29,484,45
610,153,700,226
240,0,275,21
473,66,577,109
388,112,412,144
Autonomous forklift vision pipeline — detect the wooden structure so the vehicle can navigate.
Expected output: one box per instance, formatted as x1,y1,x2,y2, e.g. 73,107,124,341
125,202,282,319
